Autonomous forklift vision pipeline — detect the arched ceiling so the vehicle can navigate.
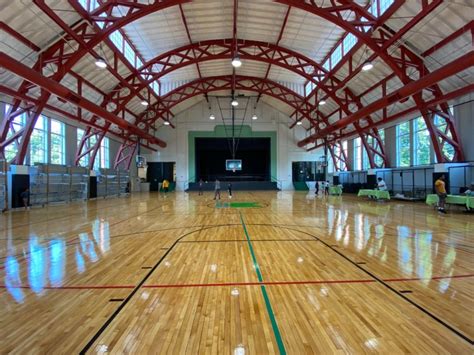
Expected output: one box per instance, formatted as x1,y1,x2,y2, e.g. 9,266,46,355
0,0,473,166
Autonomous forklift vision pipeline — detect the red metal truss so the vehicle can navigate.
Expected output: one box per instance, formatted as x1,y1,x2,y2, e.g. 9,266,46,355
0,0,469,169
298,52,474,146
0,52,165,146
0,85,156,152
132,75,319,130
329,141,351,172
114,140,137,170
310,83,474,150
279,0,465,162
90,38,386,165
0,0,186,164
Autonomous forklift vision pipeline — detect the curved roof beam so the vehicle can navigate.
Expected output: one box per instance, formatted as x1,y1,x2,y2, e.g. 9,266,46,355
276,0,464,161
137,75,320,128
87,38,386,166
0,0,188,164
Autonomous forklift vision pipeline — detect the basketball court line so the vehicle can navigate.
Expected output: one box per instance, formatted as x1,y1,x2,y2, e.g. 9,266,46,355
1,273,472,291
239,212,286,354
78,224,221,354
281,225,474,344
3,217,473,346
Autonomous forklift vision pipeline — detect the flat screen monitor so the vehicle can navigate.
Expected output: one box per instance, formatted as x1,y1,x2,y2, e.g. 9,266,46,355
226,159,242,171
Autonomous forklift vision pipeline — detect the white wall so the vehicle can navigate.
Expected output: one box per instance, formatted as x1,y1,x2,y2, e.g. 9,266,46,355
143,100,322,190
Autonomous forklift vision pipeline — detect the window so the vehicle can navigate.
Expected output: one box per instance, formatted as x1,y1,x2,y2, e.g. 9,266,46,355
78,0,88,10
327,154,334,174
396,121,411,167
413,117,431,166
136,56,143,69
343,33,357,55
50,119,65,165
305,82,316,97
374,129,385,167
151,80,160,96
4,104,26,162
90,135,99,171
30,115,48,164
434,114,455,160
110,30,124,53
124,41,135,66
379,0,395,15
340,141,348,171
100,137,110,169
77,128,89,168
323,60,330,72
354,137,362,170
362,141,371,170
369,1,379,17
330,44,342,69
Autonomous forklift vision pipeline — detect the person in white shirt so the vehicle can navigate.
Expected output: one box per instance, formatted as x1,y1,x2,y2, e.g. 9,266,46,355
464,183,473,196
377,177,387,191
324,180,330,195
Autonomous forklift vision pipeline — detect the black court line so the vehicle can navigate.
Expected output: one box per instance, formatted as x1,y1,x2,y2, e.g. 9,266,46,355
180,239,317,243
270,225,474,345
79,224,226,354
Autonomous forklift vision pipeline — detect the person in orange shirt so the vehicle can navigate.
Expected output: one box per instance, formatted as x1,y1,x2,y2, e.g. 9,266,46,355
434,175,447,214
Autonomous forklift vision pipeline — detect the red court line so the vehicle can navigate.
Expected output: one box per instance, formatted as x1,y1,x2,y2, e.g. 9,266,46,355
1,274,472,291
0,285,135,290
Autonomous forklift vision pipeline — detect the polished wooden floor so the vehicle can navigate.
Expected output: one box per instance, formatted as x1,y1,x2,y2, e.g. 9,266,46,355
0,191,473,354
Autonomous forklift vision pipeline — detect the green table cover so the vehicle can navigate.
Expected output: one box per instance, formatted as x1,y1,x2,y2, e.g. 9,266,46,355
329,186,343,195
425,194,473,209
358,189,390,200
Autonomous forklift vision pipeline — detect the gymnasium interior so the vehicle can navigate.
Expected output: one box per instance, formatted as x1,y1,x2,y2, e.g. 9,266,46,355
0,0,473,353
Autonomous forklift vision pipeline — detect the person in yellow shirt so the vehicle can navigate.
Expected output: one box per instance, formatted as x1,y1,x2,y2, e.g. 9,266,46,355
162,179,169,193
434,175,447,214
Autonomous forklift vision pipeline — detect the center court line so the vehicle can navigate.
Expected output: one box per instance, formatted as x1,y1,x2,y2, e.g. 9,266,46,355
1,273,472,291
239,212,287,355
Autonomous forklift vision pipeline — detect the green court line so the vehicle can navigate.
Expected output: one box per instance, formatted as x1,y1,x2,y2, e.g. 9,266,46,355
239,212,287,355
231,202,260,208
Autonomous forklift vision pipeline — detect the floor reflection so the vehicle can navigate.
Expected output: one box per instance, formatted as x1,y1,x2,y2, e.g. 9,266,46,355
3,219,110,302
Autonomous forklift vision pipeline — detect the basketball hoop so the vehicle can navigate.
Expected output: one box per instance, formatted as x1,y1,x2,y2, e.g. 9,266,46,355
232,169,236,173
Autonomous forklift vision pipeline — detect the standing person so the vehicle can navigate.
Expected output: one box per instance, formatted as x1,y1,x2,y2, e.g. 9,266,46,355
377,177,387,191
20,187,30,210
324,180,330,195
162,179,169,194
434,175,447,214
198,179,204,196
315,181,319,195
213,179,221,200
227,182,232,199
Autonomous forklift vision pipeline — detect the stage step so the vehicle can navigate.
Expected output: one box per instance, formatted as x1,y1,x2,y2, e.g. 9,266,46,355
187,181,279,191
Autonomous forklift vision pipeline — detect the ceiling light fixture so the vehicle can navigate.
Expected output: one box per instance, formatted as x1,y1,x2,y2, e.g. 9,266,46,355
296,121,303,125
362,61,373,71
140,100,149,106
95,57,107,69
209,114,215,120
231,55,242,68
251,114,257,120
231,99,239,107
319,100,326,106
163,121,170,125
